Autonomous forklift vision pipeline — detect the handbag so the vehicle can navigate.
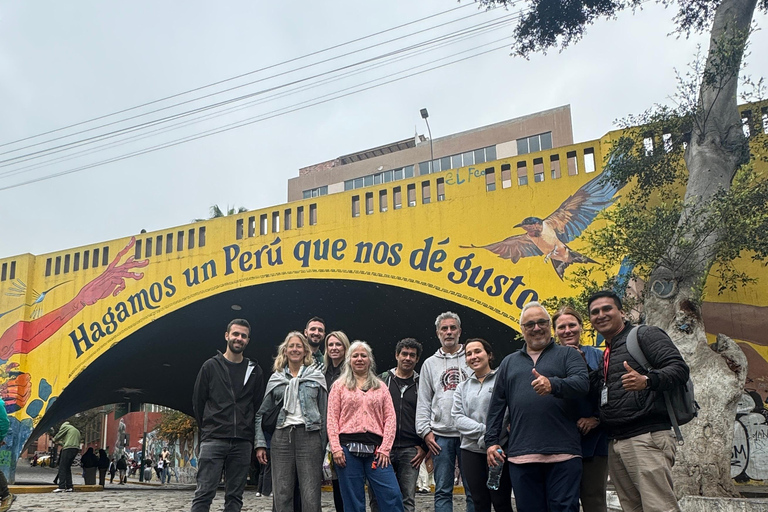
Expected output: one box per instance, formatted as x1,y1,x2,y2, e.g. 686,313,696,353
345,442,376,457
261,398,283,435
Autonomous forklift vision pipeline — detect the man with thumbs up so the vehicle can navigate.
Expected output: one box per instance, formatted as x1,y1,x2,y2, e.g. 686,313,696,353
587,290,689,512
485,301,588,512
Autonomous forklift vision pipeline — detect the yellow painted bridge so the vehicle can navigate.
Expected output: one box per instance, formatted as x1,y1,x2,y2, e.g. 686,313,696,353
1,125,766,481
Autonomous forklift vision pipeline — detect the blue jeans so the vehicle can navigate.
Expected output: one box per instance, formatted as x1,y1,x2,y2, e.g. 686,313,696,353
507,458,582,512
369,446,421,512
191,438,252,512
336,445,404,512
433,436,474,512
161,466,170,484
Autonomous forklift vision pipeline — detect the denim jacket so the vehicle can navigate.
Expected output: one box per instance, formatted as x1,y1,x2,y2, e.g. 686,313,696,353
255,366,327,448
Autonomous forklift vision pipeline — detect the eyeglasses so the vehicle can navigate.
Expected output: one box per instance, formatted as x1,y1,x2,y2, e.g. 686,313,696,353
521,319,550,331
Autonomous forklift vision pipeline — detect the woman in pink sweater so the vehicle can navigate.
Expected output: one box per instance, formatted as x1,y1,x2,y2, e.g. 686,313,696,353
327,341,404,512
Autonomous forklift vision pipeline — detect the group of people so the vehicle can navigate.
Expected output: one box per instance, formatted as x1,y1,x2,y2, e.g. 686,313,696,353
191,290,690,512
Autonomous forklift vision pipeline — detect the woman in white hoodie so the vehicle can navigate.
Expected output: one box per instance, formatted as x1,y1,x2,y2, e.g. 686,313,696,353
452,338,513,512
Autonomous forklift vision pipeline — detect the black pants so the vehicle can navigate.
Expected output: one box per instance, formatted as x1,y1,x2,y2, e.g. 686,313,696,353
460,449,514,512
57,448,79,490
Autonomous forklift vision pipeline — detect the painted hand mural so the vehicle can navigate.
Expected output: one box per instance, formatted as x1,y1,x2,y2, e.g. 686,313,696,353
0,238,148,362
462,174,621,279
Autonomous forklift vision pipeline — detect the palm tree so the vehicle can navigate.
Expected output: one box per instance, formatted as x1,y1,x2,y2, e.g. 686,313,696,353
194,204,247,222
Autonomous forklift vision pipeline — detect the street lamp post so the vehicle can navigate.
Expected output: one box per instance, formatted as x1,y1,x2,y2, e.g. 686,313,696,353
420,108,434,172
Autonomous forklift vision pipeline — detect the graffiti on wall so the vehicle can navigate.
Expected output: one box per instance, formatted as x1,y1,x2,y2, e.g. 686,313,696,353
732,391,768,482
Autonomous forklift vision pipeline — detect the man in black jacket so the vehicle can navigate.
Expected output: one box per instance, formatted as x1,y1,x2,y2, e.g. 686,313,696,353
370,338,428,512
191,319,265,512
588,290,688,512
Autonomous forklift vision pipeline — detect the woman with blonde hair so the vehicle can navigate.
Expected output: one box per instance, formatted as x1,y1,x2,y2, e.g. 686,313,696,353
255,332,327,512
324,330,351,512
327,341,403,512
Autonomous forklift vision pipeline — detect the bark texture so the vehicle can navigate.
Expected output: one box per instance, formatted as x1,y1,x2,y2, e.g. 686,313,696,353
643,0,757,497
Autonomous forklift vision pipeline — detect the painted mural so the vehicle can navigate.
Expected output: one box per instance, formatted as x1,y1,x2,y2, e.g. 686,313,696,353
0,125,766,485
732,392,768,482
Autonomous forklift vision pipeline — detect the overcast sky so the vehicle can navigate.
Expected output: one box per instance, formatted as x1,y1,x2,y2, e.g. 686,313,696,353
1,1,766,259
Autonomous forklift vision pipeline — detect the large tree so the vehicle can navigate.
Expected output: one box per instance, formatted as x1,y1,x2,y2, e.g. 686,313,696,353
480,0,767,497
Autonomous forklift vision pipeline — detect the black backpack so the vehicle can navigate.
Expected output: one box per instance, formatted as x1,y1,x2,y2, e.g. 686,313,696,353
625,326,699,445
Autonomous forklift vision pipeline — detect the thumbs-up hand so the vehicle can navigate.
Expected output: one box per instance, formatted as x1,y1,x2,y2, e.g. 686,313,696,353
621,361,649,391
531,368,552,396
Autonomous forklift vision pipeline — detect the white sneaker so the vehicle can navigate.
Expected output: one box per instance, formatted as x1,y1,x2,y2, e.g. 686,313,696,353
65,488,74,492
255,492,261,497
52,488,65,493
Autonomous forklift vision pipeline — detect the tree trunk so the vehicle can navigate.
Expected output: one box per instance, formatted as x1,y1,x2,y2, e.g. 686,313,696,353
643,0,757,498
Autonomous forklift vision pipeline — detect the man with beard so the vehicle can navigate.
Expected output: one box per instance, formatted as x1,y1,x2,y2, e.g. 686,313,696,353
305,317,326,365
191,319,265,512
485,302,588,512
416,312,474,512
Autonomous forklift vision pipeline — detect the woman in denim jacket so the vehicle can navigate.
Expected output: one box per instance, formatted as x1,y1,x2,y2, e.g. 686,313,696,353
256,332,327,512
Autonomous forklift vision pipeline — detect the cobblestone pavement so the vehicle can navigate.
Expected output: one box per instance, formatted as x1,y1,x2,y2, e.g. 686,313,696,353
10,465,469,511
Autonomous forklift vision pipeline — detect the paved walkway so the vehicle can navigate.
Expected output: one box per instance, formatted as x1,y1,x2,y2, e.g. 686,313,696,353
10,465,469,511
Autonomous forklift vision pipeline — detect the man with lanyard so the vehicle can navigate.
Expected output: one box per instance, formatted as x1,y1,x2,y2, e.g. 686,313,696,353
588,290,688,512
416,311,474,512
485,301,588,512
370,338,429,512
191,319,265,512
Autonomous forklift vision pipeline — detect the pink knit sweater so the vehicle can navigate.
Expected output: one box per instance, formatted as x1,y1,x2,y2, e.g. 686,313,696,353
327,379,397,456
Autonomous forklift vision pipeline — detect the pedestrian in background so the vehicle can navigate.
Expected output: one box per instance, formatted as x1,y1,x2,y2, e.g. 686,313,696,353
97,449,110,487
52,421,81,493
324,330,350,512
116,456,127,484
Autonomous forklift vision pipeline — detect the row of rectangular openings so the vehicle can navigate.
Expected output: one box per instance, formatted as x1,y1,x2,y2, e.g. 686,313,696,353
235,204,317,239
740,107,768,138
0,261,16,282
489,148,595,188
45,246,111,277
352,180,446,217
133,227,207,261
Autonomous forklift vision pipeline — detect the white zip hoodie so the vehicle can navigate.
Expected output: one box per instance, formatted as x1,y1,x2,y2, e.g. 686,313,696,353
415,345,470,438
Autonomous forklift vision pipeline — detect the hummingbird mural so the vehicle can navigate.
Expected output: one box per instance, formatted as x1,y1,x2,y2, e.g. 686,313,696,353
462,173,622,279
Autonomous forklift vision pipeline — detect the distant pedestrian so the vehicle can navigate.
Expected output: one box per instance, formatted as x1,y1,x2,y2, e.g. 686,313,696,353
116,456,127,484
52,421,81,492
81,447,99,485
97,449,110,487
108,458,117,484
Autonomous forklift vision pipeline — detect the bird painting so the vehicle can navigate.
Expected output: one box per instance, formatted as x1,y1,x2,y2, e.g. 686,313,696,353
462,173,622,279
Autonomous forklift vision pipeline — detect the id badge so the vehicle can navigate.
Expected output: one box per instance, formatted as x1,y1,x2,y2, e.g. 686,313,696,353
600,385,608,406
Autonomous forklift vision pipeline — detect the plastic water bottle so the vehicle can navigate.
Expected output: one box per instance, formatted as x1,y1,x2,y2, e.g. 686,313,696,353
487,448,504,490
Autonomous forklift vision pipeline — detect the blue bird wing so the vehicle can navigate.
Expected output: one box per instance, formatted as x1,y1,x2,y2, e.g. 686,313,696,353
470,234,543,263
545,174,621,244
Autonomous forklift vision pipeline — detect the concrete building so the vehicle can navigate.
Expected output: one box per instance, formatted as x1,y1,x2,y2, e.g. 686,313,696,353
287,105,573,202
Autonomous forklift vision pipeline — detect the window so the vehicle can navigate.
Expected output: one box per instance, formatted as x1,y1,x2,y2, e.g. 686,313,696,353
73,253,80,272
474,149,485,165
404,165,415,179
383,170,393,183
407,184,416,207
236,219,244,240
440,156,451,172
155,236,163,256
102,247,109,266
379,190,388,212
260,214,268,235
663,133,673,153
272,212,280,233
394,168,403,181
83,250,90,270
166,233,174,253
297,206,305,228
462,151,474,166
55,256,61,275
451,155,463,170
566,151,578,175
352,196,361,217
533,158,544,182
393,186,402,209
45,258,52,277
741,115,751,138
92,248,100,268
177,231,185,252
643,136,654,156
501,163,512,188
517,160,528,186
354,177,364,189
364,175,374,187
419,162,430,176
135,240,142,260
485,145,496,161
365,192,374,215
198,227,206,247
540,132,552,150
550,154,561,179
188,228,196,249
284,209,292,230
421,181,431,204
64,254,70,273
309,204,317,225
345,180,354,191
516,132,552,155
437,178,445,201
145,238,153,258
302,186,328,198
485,168,496,191
584,148,596,173
248,216,256,237
762,106,768,134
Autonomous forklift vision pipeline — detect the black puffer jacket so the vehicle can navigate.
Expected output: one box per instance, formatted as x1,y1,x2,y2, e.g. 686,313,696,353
193,352,265,443
591,322,689,440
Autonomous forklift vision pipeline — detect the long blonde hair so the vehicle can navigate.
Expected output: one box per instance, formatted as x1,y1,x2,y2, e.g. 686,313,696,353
339,341,380,391
273,331,313,372
324,331,350,369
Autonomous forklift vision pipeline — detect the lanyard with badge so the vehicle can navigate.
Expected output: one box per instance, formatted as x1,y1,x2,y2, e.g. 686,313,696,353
601,345,610,406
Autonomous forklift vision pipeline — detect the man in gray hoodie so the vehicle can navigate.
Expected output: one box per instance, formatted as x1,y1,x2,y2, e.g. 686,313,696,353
415,312,474,512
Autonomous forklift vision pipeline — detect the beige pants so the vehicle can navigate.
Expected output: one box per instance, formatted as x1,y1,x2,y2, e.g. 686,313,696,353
608,431,681,512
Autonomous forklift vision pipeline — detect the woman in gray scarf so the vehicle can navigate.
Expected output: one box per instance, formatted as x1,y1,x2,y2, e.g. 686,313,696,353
256,331,327,512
